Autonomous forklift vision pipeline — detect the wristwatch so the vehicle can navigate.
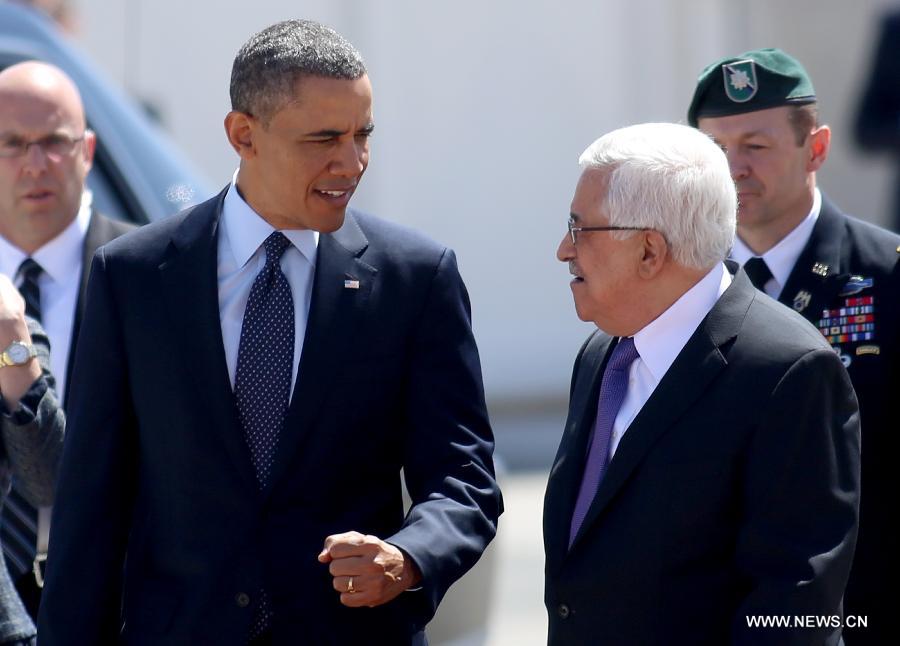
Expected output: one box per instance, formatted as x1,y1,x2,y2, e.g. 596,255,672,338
0,340,37,368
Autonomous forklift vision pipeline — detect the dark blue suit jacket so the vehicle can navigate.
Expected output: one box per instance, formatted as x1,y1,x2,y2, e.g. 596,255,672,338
37,188,501,645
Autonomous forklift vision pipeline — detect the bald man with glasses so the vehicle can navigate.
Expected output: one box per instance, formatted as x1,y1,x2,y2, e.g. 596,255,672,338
0,61,132,619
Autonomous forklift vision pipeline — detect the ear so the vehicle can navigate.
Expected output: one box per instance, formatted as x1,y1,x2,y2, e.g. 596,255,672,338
637,230,668,279
224,111,257,159
81,128,97,172
807,124,831,172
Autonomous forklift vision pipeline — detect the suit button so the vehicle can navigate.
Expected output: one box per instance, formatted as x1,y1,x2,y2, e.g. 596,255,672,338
236,592,251,608
558,603,570,619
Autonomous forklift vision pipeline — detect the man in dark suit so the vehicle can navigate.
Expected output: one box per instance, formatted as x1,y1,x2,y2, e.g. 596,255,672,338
37,19,501,645
855,9,900,232
688,48,899,644
0,60,131,618
546,122,860,645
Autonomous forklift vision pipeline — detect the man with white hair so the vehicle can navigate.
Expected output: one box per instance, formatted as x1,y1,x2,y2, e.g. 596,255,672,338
544,122,860,645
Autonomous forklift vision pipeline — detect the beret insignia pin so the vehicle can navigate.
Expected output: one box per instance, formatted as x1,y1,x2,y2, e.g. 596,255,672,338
722,60,758,103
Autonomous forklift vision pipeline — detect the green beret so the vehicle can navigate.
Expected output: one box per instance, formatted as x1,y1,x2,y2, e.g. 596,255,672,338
687,48,816,126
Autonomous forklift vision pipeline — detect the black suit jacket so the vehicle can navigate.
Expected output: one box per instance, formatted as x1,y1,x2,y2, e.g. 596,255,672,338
37,189,501,645
544,270,860,645
66,210,134,400
774,196,900,644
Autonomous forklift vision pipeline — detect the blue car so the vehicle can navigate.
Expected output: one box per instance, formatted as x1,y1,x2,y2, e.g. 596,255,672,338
0,1,212,224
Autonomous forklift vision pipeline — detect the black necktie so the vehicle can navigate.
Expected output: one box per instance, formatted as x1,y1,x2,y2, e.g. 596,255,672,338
17,258,43,320
0,258,46,584
233,232,294,640
743,257,773,291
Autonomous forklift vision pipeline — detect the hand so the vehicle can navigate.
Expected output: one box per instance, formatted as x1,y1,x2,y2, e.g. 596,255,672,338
0,275,39,408
0,275,26,326
318,531,422,608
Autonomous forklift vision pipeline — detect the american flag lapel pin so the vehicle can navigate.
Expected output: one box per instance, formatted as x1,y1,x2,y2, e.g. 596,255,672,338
344,275,360,289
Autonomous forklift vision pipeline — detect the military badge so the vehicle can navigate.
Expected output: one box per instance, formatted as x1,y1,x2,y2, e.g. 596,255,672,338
792,290,812,312
856,345,880,356
811,262,829,277
722,60,758,103
838,275,874,296
817,295,876,345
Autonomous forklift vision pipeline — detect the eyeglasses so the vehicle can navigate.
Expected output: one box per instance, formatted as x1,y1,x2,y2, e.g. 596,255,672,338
567,217,650,244
0,132,89,161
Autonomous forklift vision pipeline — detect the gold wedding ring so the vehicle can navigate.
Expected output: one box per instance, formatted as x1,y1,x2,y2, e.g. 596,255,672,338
347,576,355,594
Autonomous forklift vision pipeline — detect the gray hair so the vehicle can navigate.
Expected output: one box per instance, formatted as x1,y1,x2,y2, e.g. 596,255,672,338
578,122,736,269
230,19,367,124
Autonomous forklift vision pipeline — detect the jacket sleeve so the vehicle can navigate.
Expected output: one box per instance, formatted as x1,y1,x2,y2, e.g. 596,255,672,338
383,247,502,628
732,347,860,645
37,250,138,645
0,317,65,507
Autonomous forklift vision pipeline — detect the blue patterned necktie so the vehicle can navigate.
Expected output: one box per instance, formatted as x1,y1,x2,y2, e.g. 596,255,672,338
569,337,640,547
0,258,46,584
233,232,294,641
235,231,295,490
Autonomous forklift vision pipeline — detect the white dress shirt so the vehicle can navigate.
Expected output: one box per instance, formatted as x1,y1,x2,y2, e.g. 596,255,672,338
217,171,318,399
608,263,732,458
730,188,822,298
0,191,93,401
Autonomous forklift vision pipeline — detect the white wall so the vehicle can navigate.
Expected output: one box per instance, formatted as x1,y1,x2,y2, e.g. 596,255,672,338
72,0,899,407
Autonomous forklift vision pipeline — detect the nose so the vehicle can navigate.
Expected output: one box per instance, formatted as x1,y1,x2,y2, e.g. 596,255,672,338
725,148,750,181
20,142,49,175
330,137,367,177
557,232,575,262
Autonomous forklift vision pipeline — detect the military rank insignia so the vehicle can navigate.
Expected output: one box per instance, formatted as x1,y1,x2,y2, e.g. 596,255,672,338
817,294,875,345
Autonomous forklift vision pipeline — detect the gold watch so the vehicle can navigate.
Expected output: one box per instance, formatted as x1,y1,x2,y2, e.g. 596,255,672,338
0,340,37,368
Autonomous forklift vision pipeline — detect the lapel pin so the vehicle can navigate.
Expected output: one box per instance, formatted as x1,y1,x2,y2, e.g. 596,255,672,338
792,290,812,312
811,262,829,277
343,279,360,289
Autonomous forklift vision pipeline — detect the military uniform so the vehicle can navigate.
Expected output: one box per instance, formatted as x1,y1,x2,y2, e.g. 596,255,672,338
775,195,899,643
688,49,897,645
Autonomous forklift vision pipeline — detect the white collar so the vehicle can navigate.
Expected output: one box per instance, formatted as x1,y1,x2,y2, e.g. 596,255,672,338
730,188,821,294
632,263,731,383
0,190,92,285
222,169,318,268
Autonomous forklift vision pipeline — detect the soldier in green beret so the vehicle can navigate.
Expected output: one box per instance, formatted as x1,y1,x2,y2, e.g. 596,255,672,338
689,47,899,645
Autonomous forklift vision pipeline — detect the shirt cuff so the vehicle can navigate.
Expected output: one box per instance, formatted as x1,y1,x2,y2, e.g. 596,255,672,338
0,377,49,424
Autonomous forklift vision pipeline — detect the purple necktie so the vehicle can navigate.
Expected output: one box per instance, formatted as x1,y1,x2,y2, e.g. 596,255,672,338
569,337,639,547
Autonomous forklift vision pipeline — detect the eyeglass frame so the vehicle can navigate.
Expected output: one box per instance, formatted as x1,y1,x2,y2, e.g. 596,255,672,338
0,131,91,160
567,216,651,244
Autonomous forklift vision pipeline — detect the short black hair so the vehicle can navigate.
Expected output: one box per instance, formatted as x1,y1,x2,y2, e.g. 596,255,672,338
230,19,366,124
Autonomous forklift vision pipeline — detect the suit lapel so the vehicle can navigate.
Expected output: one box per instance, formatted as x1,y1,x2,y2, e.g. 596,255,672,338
567,271,755,553
544,331,612,575
158,188,260,493
267,212,376,493
66,211,134,402
778,198,849,320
